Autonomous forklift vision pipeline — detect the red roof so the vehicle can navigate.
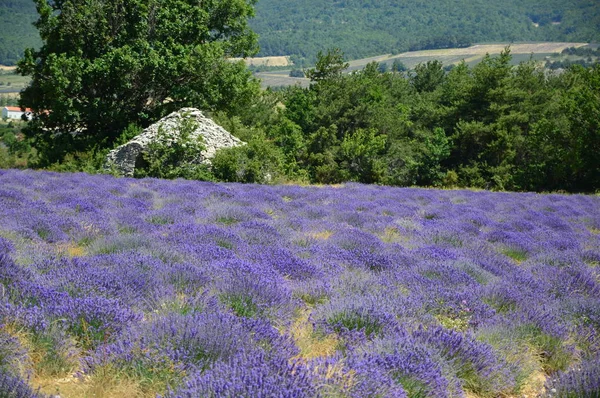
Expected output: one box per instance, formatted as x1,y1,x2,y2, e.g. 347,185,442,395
4,106,33,112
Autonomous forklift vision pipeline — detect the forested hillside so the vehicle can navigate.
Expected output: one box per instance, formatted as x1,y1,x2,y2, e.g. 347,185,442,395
253,0,600,62
0,0,39,65
2,0,600,66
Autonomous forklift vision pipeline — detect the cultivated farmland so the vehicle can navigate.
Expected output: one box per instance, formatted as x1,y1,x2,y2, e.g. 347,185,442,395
256,42,589,87
232,56,292,67
0,170,599,397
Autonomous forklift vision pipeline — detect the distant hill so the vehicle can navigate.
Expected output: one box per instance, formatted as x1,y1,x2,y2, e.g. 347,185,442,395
251,0,600,63
1,0,599,66
0,0,40,65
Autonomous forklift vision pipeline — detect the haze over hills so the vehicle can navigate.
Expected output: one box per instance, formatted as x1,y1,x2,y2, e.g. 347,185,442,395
1,0,599,65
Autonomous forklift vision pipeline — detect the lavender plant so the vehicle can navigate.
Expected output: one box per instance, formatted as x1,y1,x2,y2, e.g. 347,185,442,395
0,169,598,396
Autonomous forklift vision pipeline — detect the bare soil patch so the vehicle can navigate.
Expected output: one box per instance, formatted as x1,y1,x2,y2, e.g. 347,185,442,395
232,56,292,67
398,42,587,58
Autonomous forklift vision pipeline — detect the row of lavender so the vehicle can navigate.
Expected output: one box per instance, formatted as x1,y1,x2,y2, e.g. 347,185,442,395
0,169,599,397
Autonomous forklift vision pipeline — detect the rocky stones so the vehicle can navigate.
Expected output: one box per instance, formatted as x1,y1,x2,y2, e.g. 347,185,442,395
105,108,244,177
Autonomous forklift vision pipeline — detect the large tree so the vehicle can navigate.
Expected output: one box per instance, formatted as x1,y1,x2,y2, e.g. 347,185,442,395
18,0,260,165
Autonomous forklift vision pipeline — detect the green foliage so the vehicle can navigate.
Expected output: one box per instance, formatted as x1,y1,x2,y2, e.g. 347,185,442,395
414,127,452,186
250,0,600,62
133,115,214,181
338,128,387,183
412,61,445,93
0,123,29,155
4,0,600,66
395,375,429,398
0,95,19,107
18,0,260,167
305,49,349,83
327,311,382,337
392,60,407,73
212,133,285,184
45,147,111,175
29,327,79,378
221,294,259,318
409,35,472,52
0,121,31,168
501,247,529,262
514,324,573,374
476,326,543,396
236,48,598,192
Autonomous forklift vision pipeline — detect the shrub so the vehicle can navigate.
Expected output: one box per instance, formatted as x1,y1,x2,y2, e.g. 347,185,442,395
134,115,214,181
212,134,285,183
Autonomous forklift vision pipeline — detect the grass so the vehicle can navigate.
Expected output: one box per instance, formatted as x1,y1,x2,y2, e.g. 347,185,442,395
310,230,333,240
216,238,234,249
155,294,203,316
436,314,471,332
328,311,383,338
395,375,429,398
68,317,111,350
526,331,572,374
501,247,529,263
291,311,339,359
457,262,495,286
3,323,84,397
482,295,518,314
314,362,357,397
476,326,546,396
88,234,148,255
379,227,402,243
0,70,30,93
44,364,146,398
31,343,182,397
216,216,239,225
55,242,87,258
146,215,173,225
221,293,259,318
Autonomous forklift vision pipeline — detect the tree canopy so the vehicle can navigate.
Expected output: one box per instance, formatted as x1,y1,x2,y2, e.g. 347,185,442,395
251,0,600,62
4,0,600,66
210,48,598,192
17,0,260,166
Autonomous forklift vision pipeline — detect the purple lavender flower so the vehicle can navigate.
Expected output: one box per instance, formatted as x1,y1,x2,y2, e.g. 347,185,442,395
0,369,45,398
164,351,316,398
545,355,600,397
0,169,599,396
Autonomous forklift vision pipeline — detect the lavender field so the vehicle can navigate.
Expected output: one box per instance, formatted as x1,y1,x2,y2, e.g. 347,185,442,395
0,169,599,398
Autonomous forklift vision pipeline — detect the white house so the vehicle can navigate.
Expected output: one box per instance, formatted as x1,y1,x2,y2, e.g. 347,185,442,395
1,106,33,121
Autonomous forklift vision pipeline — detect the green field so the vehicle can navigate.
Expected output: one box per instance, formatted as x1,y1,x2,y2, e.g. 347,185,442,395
0,68,30,94
2,42,595,91
256,42,590,88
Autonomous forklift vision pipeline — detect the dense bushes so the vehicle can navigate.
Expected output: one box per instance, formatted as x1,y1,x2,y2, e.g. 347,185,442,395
218,49,598,192
5,48,600,193
133,116,214,181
